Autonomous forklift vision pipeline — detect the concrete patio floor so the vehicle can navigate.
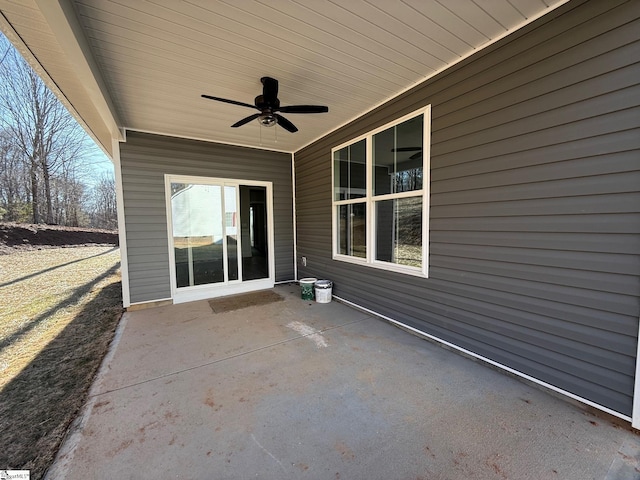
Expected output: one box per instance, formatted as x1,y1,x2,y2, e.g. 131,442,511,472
47,285,640,480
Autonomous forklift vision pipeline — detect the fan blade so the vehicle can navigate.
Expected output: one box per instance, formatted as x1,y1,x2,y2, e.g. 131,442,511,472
231,113,261,128
409,152,423,160
274,114,298,133
278,105,329,114
391,147,421,152
201,94,257,110
261,77,279,104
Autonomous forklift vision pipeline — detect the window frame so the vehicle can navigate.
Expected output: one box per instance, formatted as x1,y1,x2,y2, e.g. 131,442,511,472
331,105,431,278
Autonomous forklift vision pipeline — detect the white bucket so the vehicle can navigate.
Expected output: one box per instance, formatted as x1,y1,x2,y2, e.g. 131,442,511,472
314,280,333,303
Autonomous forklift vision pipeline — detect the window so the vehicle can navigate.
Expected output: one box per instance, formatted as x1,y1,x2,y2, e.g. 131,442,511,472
332,106,430,276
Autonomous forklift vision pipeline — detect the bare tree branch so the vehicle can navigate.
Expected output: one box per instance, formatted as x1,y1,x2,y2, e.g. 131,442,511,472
0,34,105,227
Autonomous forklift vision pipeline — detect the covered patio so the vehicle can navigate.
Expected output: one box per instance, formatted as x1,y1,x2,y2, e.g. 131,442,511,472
47,286,639,480
2,0,639,427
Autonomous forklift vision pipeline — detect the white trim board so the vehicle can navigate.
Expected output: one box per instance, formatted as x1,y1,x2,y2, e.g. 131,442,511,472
291,152,299,282
632,315,640,429
112,138,131,308
173,278,275,304
333,294,633,426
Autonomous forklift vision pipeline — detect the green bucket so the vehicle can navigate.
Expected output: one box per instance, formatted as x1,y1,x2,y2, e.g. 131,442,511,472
299,278,317,300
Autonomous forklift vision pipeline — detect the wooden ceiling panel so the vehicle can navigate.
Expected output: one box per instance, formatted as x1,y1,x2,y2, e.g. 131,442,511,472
1,0,568,153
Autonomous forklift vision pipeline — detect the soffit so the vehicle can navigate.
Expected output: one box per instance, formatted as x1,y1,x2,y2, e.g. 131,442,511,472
0,0,117,155
2,0,568,155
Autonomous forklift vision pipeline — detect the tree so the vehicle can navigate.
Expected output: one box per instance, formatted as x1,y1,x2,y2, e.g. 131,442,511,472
52,173,87,227
0,34,116,229
87,173,117,230
0,35,91,224
0,128,30,221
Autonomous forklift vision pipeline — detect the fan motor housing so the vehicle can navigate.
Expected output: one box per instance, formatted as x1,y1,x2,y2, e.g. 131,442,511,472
255,95,279,111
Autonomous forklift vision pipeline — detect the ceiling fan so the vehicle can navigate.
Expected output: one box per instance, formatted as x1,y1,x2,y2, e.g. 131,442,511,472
201,77,328,133
392,147,422,160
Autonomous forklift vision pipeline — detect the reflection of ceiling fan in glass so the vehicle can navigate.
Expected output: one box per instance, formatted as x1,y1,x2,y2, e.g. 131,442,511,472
392,147,422,160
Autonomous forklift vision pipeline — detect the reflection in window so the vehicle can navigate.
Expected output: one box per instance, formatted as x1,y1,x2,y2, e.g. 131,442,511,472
331,106,430,276
225,185,238,282
375,197,422,267
171,183,224,287
241,185,269,281
334,139,366,201
338,203,366,258
373,115,423,195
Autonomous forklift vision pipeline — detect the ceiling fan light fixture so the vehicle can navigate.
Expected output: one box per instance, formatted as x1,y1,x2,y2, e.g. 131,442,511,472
202,77,328,133
258,113,277,127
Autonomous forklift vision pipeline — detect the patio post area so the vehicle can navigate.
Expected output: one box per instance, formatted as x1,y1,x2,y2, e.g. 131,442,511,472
47,285,640,480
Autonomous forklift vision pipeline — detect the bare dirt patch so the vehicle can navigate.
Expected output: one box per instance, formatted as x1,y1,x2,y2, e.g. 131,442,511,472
0,228,122,479
0,222,118,255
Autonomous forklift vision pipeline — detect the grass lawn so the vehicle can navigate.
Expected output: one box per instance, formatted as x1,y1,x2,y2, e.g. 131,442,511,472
0,246,122,479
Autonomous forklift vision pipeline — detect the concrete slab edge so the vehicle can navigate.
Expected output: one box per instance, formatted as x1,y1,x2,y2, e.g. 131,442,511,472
43,311,131,480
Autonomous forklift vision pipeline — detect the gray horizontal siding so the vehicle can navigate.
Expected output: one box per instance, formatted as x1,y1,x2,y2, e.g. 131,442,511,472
120,131,293,304
294,0,640,417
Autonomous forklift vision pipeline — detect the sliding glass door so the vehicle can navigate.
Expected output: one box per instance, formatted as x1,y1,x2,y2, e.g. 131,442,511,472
167,176,273,302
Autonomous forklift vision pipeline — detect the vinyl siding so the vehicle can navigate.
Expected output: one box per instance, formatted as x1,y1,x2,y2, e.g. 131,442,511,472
120,131,294,304
294,0,640,417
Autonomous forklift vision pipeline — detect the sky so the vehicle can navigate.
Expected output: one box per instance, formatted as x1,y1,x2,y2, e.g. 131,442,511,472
85,144,115,186
1,32,115,187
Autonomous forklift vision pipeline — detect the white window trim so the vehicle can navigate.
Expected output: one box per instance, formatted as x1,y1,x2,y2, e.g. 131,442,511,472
331,105,431,278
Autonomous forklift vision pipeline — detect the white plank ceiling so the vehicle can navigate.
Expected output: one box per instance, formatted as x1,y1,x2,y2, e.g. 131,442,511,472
1,0,567,154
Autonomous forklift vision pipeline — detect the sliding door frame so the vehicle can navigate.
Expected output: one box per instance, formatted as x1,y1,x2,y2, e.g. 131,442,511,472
165,174,275,304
